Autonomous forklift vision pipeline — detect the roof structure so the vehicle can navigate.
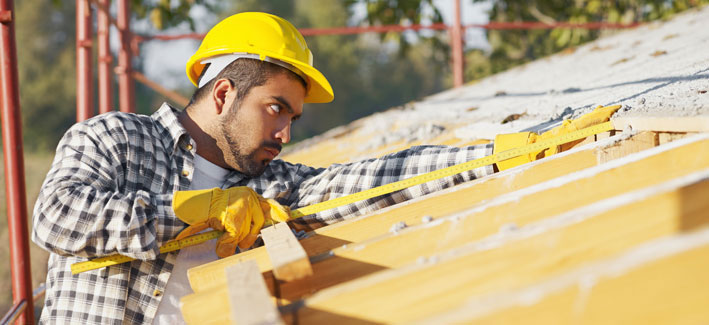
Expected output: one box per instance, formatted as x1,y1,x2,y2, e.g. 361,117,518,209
180,6,709,324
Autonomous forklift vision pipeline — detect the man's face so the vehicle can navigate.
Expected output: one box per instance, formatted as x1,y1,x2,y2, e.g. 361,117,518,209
219,72,305,177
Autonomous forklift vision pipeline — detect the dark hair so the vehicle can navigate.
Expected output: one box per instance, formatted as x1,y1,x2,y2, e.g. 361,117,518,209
186,59,307,109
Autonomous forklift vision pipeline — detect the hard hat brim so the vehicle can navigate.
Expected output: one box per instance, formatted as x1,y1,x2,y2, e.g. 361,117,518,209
186,50,334,104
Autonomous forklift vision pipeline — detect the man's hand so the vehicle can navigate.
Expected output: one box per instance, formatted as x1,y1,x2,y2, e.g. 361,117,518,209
172,187,291,257
494,104,621,171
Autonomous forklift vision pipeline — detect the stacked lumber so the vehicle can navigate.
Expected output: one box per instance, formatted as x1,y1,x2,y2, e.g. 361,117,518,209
180,123,709,324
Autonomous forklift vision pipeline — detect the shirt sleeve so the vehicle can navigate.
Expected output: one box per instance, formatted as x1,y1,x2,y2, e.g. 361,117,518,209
263,144,495,228
31,121,178,261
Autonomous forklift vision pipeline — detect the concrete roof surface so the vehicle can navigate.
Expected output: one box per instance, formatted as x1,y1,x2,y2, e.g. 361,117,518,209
286,6,708,163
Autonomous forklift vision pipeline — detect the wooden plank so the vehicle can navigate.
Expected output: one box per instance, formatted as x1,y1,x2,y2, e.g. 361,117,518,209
180,260,284,325
271,134,709,302
195,133,709,310
227,261,284,325
613,116,709,132
187,132,662,293
297,170,709,324
658,132,689,145
596,131,657,163
428,227,709,324
262,222,313,281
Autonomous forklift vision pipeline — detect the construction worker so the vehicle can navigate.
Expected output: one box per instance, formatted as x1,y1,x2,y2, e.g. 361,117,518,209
31,12,619,324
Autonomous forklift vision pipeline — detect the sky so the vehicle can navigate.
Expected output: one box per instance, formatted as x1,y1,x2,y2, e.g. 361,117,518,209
138,0,493,90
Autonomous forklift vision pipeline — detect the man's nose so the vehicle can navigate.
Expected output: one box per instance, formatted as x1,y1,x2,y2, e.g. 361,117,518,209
275,122,291,144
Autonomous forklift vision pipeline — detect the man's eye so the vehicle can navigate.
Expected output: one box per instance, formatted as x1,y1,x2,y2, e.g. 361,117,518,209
269,104,281,114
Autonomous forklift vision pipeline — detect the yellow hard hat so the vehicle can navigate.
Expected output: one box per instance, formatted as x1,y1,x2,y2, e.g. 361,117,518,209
186,12,334,103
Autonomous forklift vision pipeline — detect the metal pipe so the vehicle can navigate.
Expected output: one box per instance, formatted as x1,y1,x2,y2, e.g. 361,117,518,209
117,0,134,113
0,1,34,323
0,300,25,325
76,0,93,121
33,283,46,302
133,21,641,44
450,0,464,87
97,0,112,114
1,282,47,324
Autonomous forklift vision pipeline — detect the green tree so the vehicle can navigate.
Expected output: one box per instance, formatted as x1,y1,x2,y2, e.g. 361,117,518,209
474,0,709,77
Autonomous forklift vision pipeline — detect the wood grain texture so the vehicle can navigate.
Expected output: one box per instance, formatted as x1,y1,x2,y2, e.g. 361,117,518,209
298,171,709,323
181,260,283,325
187,132,677,293
262,222,313,281
276,134,709,302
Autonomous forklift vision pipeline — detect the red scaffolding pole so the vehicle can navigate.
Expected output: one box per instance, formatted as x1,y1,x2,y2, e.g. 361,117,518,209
0,0,34,323
76,0,93,121
117,0,134,113
450,0,464,87
97,0,113,114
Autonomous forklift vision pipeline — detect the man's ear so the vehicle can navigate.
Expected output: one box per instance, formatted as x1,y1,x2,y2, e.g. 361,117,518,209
211,78,236,115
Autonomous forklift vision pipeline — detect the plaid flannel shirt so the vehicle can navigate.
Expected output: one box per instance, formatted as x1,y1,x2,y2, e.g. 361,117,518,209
32,103,494,324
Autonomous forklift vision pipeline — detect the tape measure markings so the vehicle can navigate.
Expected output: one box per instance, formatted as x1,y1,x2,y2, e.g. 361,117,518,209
71,121,613,274
292,121,613,218
71,230,223,274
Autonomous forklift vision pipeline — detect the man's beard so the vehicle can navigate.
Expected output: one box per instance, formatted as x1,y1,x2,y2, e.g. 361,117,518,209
220,107,281,178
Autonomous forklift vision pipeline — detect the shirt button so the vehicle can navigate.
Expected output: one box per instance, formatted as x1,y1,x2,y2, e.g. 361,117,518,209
153,289,162,297
181,170,190,177
185,143,193,151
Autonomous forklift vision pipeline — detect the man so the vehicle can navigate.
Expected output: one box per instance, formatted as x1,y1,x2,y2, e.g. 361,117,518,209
32,12,617,324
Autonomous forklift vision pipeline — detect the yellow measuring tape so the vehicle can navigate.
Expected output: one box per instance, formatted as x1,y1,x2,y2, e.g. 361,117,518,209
71,121,614,275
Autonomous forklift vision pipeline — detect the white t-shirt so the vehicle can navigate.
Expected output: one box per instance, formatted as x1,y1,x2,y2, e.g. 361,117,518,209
153,154,229,324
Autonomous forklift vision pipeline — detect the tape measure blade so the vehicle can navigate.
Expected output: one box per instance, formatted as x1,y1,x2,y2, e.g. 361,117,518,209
292,121,613,219
71,254,135,275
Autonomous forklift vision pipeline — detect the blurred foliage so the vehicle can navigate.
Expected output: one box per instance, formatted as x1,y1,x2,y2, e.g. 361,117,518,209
132,0,217,31
16,0,77,151
344,0,446,54
470,0,709,78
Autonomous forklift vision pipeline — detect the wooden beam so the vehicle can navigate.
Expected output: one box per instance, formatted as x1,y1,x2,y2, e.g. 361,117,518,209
271,134,709,302
297,170,709,323
227,261,284,325
427,226,709,324
658,132,689,145
262,222,313,281
191,133,709,313
596,131,657,163
186,132,665,293
613,116,709,132
181,260,284,325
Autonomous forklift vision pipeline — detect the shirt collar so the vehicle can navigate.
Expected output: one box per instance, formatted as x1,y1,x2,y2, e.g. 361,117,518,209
152,102,190,155
152,102,247,184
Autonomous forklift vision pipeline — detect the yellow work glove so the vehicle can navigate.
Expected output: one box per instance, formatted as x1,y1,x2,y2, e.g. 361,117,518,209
172,187,291,257
494,104,621,171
